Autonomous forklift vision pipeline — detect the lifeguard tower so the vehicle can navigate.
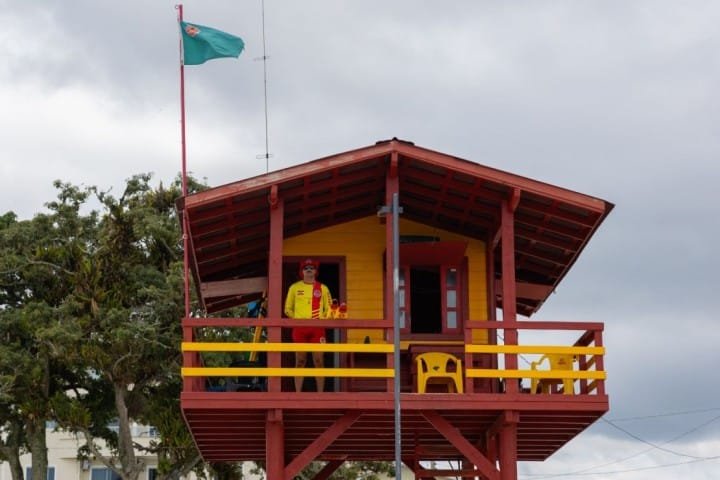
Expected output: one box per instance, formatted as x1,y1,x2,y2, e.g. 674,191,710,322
178,139,612,479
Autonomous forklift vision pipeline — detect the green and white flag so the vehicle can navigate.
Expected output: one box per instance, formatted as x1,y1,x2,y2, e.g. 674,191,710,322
180,21,245,65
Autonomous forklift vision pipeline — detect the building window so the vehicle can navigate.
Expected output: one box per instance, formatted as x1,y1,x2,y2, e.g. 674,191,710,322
399,264,464,334
444,267,460,331
148,467,158,480
25,467,55,480
107,419,120,434
91,468,122,480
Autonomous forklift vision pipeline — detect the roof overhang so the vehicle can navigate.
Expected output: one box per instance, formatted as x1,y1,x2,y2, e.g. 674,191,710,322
179,139,613,315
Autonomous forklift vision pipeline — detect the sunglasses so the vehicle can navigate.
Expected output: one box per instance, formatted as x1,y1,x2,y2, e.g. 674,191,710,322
303,266,316,271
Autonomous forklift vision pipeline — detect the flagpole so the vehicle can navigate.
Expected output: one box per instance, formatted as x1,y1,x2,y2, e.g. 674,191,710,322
176,3,191,319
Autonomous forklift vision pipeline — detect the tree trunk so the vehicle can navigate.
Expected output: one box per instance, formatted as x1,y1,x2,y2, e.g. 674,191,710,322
26,415,47,480
0,418,25,480
158,454,202,480
114,383,144,480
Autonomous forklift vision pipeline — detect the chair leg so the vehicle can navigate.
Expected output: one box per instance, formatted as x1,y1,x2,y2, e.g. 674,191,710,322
454,375,463,394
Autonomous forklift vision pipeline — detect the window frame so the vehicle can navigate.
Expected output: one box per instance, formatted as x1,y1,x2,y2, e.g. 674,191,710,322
399,261,465,337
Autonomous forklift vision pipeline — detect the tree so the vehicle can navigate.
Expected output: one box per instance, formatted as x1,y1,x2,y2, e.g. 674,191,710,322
54,174,204,480
0,184,96,480
1,175,211,480
2,175,395,480
249,460,395,479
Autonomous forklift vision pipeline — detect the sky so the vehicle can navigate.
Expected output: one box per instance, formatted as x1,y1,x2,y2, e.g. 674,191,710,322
2,0,719,478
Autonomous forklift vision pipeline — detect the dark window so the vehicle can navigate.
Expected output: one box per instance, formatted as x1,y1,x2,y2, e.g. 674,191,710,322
91,468,122,480
409,266,442,333
25,467,55,480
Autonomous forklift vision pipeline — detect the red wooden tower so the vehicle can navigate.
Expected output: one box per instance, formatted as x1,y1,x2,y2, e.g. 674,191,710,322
178,139,612,479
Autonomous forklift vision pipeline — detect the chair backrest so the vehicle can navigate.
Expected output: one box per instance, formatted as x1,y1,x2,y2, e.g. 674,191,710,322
533,353,575,371
416,352,458,373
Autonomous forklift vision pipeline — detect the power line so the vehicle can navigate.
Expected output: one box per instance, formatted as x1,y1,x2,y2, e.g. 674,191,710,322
601,418,708,460
522,412,720,479
607,407,720,422
567,413,720,476
523,455,720,478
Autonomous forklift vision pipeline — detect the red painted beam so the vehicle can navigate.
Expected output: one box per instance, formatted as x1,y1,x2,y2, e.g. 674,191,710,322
284,411,361,480
499,411,518,480
313,459,346,480
421,410,500,480
266,409,284,480
501,199,519,394
267,188,283,393
385,151,399,392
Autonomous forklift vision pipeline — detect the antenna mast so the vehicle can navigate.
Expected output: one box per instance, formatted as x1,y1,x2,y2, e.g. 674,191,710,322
256,0,272,172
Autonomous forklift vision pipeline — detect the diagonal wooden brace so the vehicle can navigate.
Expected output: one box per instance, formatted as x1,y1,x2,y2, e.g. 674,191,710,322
284,411,362,480
313,458,347,480
421,410,500,480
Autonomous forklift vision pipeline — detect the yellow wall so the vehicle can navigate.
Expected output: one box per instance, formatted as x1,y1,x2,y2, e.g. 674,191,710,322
283,216,489,343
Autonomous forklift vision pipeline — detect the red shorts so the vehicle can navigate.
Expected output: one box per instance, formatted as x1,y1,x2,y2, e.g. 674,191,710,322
292,327,326,343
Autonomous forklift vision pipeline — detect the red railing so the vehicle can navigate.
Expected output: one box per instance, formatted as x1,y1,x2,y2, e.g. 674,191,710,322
181,318,606,395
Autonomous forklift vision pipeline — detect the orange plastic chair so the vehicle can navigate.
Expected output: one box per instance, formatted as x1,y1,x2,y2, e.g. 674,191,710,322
530,354,576,395
415,352,463,393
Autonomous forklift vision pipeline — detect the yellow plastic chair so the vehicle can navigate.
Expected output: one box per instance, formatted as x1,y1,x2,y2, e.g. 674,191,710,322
530,354,576,395
415,352,464,394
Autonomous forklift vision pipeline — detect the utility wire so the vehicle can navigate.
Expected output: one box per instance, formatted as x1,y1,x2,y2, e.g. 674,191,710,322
608,407,720,422
600,417,716,460
522,412,720,479
578,413,720,473
523,455,720,478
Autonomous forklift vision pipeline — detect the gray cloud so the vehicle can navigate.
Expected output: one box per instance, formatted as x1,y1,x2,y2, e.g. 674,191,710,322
2,0,719,476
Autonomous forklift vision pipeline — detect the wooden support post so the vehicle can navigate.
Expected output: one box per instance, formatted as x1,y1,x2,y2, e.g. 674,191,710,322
182,325,197,392
267,185,284,392
464,323,474,394
486,431,498,472
500,192,519,394
594,329,606,395
385,152,399,392
266,409,284,479
498,411,519,480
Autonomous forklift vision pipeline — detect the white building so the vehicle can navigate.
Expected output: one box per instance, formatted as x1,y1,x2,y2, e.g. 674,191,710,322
0,425,426,479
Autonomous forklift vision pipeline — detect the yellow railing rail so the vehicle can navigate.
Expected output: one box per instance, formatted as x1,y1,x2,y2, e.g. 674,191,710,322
182,341,394,379
465,369,606,380
182,367,394,378
182,342,394,353
464,344,604,355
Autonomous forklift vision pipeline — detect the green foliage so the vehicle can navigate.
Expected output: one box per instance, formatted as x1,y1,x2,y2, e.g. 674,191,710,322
0,180,97,479
0,173,209,480
250,460,395,479
1,173,394,480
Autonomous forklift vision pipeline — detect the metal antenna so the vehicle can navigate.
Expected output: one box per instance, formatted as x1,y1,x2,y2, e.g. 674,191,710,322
254,0,272,172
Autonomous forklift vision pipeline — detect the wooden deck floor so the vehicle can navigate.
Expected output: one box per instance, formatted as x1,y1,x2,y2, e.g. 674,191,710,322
182,392,609,462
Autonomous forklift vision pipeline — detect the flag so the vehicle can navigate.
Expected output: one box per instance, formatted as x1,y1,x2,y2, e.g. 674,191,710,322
180,21,245,65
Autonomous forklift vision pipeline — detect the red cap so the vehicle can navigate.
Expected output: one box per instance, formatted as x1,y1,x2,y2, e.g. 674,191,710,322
298,258,320,277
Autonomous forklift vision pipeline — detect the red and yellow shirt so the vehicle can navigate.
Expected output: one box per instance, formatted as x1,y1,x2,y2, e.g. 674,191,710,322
284,280,331,319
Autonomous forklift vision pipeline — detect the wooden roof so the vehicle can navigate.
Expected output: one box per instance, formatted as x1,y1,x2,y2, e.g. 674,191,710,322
179,138,613,316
